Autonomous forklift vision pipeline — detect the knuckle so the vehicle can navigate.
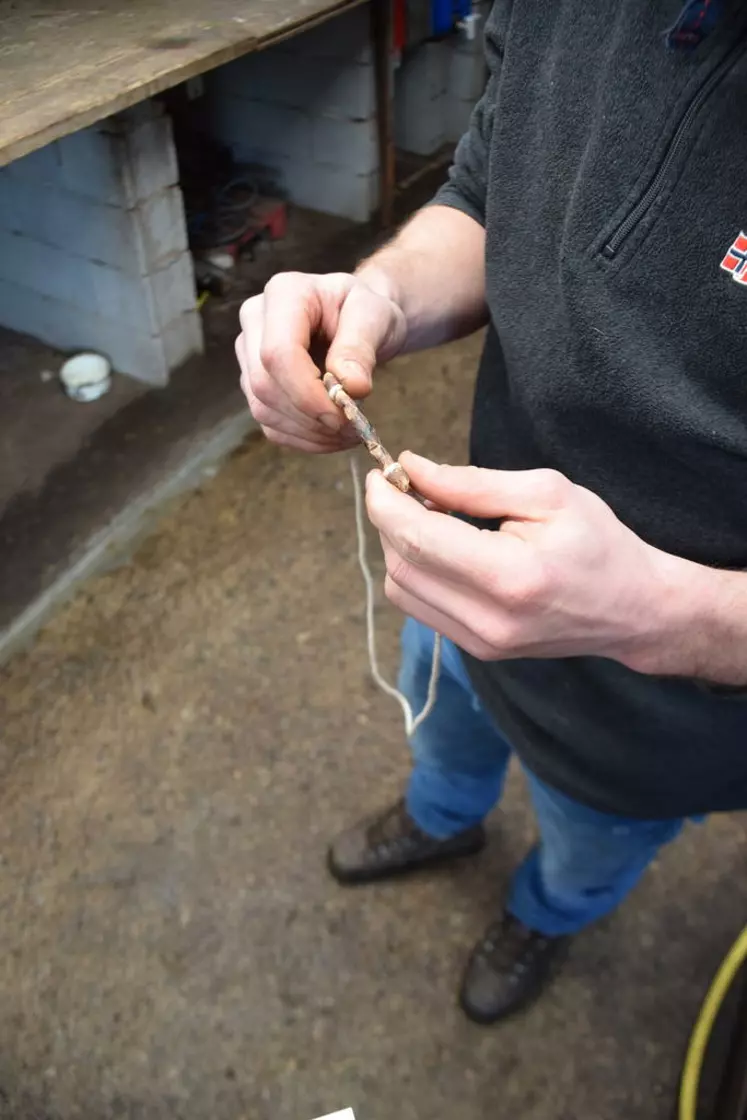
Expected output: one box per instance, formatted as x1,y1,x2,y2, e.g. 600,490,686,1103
249,398,273,425
262,425,286,447
323,271,355,298
238,294,262,332
264,270,307,299
394,525,422,566
258,338,289,376
535,468,571,506
498,555,547,608
250,365,280,408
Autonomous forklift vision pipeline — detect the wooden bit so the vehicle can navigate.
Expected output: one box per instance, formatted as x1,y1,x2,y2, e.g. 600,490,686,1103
323,371,411,493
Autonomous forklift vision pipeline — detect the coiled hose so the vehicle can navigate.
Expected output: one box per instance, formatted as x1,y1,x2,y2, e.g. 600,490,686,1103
680,924,747,1120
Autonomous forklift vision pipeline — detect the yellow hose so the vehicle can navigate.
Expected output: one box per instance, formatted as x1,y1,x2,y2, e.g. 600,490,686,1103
680,924,747,1120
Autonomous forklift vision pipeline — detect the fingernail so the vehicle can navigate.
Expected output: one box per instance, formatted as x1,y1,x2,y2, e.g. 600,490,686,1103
319,413,341,432
342,359,371,388
401,450,428,467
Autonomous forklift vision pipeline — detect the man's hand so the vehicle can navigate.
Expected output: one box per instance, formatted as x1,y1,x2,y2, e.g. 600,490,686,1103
366,451,691,671
236,270,406,453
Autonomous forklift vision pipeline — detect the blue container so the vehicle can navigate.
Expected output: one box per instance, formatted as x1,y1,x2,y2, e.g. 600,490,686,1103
431,0,472,36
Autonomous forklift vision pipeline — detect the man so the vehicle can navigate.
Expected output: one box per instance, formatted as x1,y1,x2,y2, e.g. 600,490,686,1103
236,0,747,1024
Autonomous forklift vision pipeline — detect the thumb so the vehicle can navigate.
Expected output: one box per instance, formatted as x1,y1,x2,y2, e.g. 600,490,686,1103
326,283,406,399
399,452,573,520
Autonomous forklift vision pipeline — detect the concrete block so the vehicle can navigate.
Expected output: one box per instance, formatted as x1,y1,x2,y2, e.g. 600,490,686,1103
447,97,479,144
9,105,178,208
398,41,450,100
0,229,148,329
56,126,124,205
395,91,446,155
0,98,199,383
0,172,188,279
0,172,138,271
161,309,204,373
394,39,453,156
210,95,311,163
449,42,488,102
7,128,121,206
0,277,200,384
210,50,375,121
287,162,378,222
134,187,190,272
3,141,62,188
117,107,180,204
149,252,198,331
0,228,195,336
203,6,380,221
312,115,378,174
279,5,373,64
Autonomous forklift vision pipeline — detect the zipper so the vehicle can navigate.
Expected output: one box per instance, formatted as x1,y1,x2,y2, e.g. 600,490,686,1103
602,37,746,260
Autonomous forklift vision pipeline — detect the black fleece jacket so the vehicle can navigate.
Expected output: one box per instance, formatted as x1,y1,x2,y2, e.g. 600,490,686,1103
432,0,747,818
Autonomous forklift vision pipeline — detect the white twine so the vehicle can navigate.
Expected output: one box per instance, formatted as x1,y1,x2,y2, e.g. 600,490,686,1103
349,454,441,736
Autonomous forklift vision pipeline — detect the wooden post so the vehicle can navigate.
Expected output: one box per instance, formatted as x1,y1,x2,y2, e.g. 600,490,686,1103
371,0,396,229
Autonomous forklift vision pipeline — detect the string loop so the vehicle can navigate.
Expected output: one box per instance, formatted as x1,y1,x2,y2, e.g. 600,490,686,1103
349,455,441,736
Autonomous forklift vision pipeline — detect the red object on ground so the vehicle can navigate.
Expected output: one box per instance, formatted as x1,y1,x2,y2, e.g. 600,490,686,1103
219,196,288,260
237,196,288,247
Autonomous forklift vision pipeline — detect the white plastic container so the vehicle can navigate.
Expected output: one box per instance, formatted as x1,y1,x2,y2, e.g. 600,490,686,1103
59,352,112,402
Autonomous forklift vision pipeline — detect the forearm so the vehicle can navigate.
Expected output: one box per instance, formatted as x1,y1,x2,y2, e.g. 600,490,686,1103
356,204,488,353
632,552,747,687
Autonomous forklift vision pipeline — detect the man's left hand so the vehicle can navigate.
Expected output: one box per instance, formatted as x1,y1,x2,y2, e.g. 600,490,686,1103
365,451,688,670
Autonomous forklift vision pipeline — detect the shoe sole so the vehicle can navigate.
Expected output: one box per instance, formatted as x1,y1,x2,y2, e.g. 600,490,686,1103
327,833,486,887
458,984,544,1026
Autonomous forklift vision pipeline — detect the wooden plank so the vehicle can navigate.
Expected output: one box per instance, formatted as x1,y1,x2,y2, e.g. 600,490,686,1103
0,0,367,168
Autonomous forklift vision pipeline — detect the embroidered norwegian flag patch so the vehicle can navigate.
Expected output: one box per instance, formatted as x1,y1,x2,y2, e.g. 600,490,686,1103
720,232,747,285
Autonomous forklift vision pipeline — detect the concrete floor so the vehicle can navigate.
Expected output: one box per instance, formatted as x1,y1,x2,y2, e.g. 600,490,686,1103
1,333,747,1120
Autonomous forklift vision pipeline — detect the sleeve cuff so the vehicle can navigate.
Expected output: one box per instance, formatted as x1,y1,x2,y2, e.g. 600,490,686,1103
427,181,486,230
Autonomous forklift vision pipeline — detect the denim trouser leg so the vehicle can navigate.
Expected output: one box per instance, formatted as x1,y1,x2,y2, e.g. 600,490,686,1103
507,773,685,935
399,618,512,839
397,619,689,935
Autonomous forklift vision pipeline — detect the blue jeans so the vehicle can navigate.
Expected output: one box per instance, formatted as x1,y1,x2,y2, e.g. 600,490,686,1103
398,618,687,936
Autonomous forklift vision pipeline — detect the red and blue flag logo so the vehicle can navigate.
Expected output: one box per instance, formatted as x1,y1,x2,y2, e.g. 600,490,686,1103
720,232,747,285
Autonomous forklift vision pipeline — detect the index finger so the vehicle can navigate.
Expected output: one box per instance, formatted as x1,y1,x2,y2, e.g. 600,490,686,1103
365,471,520,585
255,272,345,428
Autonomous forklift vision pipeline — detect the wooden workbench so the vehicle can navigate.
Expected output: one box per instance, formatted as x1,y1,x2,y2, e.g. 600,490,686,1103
0,0,370,168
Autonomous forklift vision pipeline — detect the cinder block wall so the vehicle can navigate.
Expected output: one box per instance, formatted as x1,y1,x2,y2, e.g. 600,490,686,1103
205,6,379,223
395,7,489,156
0,102,202,384
206,4,488,223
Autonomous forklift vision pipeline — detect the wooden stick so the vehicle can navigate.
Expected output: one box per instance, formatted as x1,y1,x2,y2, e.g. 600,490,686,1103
323,372,411,493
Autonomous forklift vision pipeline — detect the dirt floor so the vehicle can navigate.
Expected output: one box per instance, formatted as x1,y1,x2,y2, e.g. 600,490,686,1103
1,333,747,1120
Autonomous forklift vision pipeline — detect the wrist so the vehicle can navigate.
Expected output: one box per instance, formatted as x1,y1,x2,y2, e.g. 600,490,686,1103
623,548,729,680
355,258,404,311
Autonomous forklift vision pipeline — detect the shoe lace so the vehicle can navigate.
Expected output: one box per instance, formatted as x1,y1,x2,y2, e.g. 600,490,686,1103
366,799,422,854
479,917,550,971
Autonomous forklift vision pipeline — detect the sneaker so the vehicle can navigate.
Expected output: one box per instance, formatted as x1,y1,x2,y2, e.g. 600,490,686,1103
459,912,570,1024
327,798,486,885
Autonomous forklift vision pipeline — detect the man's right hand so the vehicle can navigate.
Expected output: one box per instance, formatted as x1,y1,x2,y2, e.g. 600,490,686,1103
236,270,407,454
